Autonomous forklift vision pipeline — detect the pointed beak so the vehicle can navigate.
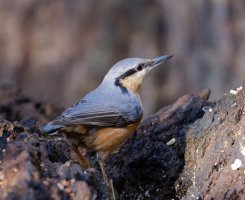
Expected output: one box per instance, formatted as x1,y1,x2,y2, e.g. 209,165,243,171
152,55,174,67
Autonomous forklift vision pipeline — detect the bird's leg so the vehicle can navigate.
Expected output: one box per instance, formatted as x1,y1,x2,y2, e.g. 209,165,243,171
109,179,116,200
98,159,109,186
72,145,90,169
97,154,116,200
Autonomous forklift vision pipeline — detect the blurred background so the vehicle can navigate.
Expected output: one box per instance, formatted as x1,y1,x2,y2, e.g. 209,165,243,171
0,0,245,116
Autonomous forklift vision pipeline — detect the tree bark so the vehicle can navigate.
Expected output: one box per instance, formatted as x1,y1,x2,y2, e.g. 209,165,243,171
0,86,244,199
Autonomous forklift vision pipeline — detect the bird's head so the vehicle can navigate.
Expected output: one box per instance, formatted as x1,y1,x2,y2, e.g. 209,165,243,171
103,55,173,93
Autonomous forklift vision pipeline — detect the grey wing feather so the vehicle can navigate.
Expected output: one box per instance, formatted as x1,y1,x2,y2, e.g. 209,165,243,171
50,100,142,127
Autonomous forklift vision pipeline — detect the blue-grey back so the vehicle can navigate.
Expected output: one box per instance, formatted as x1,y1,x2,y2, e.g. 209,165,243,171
50,81,143,127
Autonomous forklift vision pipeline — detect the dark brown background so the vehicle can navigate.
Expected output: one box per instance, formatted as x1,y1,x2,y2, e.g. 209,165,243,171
0,0,244,115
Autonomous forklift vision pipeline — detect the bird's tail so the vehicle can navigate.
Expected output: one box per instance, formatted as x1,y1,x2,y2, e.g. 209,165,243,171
41,123,64,135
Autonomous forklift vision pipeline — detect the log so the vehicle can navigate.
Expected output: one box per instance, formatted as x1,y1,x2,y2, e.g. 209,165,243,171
0,86,244,199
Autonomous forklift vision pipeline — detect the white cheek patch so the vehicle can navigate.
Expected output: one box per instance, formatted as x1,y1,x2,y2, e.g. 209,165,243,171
135,69,147,78
145,67,151,73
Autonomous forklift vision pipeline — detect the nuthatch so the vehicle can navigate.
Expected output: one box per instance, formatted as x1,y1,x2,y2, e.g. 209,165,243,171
42,55,173,196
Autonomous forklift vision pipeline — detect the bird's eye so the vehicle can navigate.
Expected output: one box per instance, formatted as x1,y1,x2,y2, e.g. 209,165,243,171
137,64,144,71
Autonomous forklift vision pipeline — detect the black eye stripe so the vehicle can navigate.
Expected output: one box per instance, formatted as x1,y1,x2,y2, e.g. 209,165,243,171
136,64,144,71
121,68,137,78
115,68,137,86
114,63,149,92
115,61,151,86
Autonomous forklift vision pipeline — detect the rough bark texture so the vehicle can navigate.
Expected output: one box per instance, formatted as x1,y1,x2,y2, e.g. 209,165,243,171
177,86,245,200
0,86,245,200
